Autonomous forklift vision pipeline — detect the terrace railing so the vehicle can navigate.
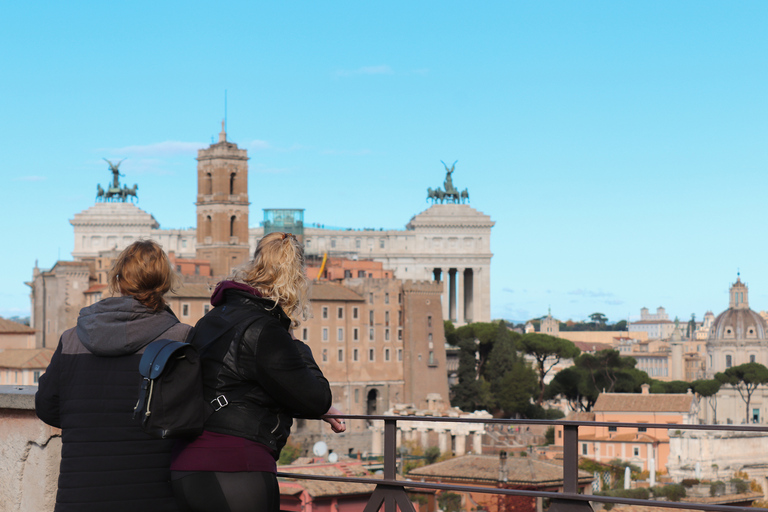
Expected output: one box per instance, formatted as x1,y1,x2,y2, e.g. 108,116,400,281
277,414,768,512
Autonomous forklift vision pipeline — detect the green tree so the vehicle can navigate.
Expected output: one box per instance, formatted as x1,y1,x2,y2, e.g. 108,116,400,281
546,349,648,411
437,492,462,512
278,440,302,465
613,320,627,331
692,379,722,423
519,333,580,404
718,362,768,423
448,320,539,415
589,312,608,326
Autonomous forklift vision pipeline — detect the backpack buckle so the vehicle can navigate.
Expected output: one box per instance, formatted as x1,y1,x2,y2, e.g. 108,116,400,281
211,395,229,411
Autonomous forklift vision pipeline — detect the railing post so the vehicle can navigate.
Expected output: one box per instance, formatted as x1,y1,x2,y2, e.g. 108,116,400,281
563,423,579,493
549,423,593,512
363,417,416,512
384,418,397,481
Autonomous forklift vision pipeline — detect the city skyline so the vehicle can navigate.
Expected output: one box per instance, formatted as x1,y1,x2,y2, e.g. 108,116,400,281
3,2,768,323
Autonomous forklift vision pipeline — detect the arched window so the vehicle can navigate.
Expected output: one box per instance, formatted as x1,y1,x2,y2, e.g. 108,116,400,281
205,172,212,195
726,354,733,368
205,215,212,239
230,173,236,194
230,215,236,237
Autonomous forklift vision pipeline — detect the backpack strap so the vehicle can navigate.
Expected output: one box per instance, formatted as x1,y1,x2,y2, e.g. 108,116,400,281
133,339,189,420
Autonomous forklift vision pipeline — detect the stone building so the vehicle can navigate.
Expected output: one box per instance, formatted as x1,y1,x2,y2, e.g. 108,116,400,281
706,276,768,376
292,277,450,456
629,306,675,340
61,125,494,328
194,122,251,277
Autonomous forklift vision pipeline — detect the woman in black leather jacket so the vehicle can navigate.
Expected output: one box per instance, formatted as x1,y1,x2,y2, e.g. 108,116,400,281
171,232,344,512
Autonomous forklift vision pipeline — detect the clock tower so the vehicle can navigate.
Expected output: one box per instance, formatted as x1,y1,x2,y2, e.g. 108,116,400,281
195,121,251,276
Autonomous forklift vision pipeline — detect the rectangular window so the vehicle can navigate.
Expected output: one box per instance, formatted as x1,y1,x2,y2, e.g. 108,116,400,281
398,311,402,325
369,311,374,325
322,349,328,362
427,315,432,328
353,307,359,319
368,293,373,304
353,348,359,361
582,444,588,455
379,239,385,249
344,270,352,278
385,329,390,341
302,328,308,340
369,328,374,341
203,304,211,314
398,293,402,304
385,311,390,326
384,293,389,304
338,349,343,362
322,306,328,319
398,348,402,361
638,426,647,432
353,328,359,341
355,388,359,403
337,328,344,342
358,270,366,278
369,348,375,361
337,307,344,319
398,329,402,340
385,348,390,361
633,447,640,457
322,328,329,341
33,370,41,384
608,426,617,432
182,304,190,317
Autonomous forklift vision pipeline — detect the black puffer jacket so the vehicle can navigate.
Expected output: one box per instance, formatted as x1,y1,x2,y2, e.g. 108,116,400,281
192,286,332,457
35,296,193,512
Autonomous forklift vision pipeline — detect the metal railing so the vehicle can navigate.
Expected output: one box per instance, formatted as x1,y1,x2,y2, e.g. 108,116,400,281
277,415,768,512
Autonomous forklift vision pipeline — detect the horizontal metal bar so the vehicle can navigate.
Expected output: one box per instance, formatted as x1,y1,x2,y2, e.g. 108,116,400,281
278,473,764,512
322,414,768,432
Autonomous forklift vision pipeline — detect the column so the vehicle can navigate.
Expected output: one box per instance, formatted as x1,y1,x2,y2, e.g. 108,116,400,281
448,269,457,322
421,430,429,449
464,268,474,323
438,431,449,454
455,434,466,456
473,432,483,454
456,268,465,325
371,424,383,456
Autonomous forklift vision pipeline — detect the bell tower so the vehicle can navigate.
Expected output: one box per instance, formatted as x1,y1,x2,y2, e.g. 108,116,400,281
195,121,250,277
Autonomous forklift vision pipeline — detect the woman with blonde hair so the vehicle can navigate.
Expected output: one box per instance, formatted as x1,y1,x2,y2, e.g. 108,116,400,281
36,240,193,512
171,232,344,512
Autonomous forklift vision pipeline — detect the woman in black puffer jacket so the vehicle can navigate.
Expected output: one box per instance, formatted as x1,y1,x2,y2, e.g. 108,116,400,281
171,231,345,512
36,240,193,512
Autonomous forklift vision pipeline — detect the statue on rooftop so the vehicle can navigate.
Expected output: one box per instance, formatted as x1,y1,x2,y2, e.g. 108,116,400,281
96,158,139,203
427,161,468,204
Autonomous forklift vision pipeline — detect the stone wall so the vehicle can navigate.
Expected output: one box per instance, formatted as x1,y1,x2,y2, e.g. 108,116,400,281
0,386,60,512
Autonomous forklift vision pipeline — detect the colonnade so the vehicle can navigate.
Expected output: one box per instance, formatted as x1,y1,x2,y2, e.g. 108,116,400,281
432,267,479,325
369,411,490,457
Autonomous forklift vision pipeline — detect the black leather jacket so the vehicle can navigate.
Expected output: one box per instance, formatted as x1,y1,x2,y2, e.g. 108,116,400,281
191,288,332,458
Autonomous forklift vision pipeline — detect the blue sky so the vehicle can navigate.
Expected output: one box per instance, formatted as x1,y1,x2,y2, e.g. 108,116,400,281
2,2,768,324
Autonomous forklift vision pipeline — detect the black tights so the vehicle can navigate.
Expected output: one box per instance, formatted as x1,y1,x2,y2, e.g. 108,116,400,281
171,471,279,512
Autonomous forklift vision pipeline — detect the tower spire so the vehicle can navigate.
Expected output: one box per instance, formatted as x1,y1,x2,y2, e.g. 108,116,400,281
218,119,226,143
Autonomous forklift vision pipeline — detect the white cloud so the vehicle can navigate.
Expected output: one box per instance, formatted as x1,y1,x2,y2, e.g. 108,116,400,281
248,140,271,151
335,65,394,77
104,141,205,157
568,289,615,298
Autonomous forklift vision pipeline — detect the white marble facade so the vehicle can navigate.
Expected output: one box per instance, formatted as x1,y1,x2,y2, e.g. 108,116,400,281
68,202,494,325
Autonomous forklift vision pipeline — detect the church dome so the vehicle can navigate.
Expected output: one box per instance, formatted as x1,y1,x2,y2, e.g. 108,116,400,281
709,277,768,341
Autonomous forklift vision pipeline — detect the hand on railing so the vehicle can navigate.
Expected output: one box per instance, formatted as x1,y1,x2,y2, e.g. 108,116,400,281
322,406,347,433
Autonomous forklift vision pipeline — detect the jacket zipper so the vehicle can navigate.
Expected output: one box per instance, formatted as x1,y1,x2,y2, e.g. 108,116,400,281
270,415,281,434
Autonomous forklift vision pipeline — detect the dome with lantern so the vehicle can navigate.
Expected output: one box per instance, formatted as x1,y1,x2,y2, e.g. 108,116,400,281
706,275,768,376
